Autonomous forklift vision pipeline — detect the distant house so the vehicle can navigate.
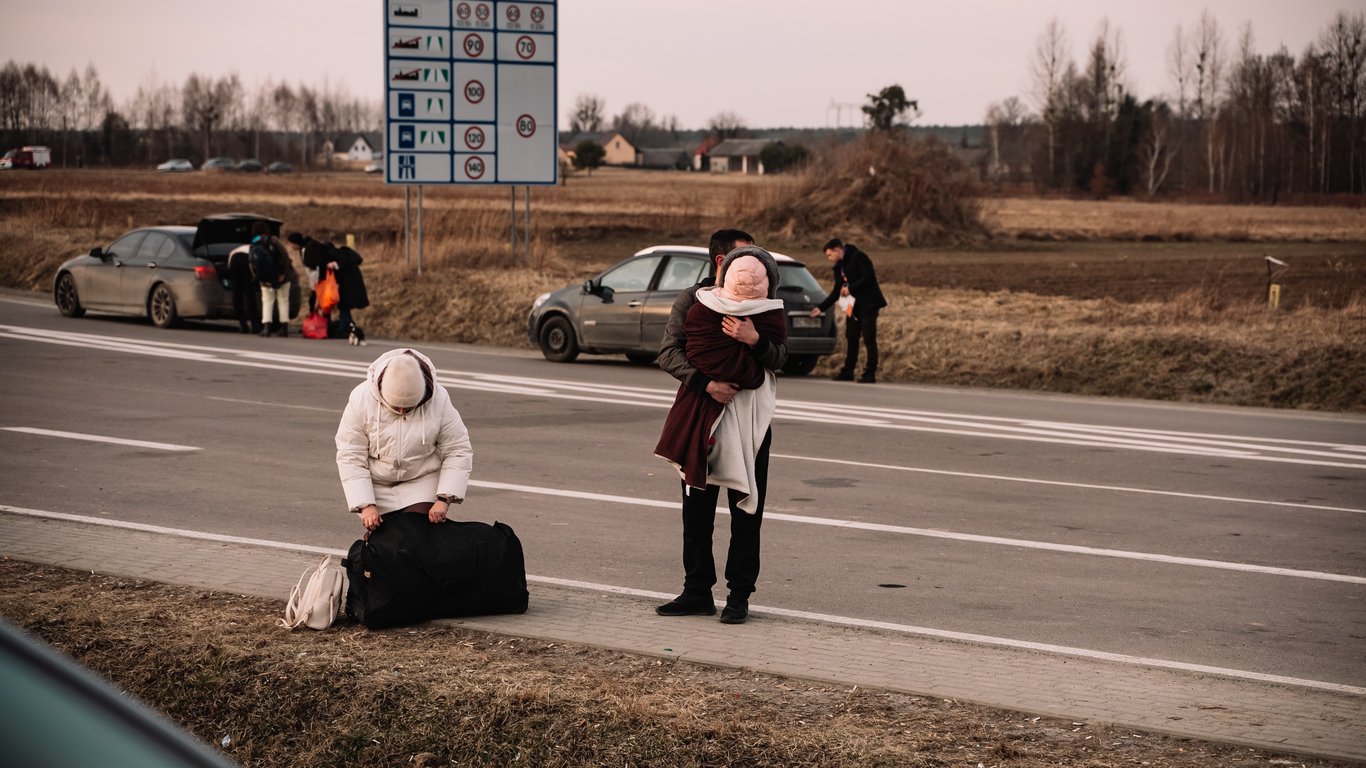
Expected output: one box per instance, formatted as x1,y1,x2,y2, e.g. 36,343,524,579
692,135,722,171
560,131,637,166
706,138,776,175
323,133,382,167
636,147,690,170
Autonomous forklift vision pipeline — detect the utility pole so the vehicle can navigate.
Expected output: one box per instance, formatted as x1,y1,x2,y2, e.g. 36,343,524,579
827,98,859,129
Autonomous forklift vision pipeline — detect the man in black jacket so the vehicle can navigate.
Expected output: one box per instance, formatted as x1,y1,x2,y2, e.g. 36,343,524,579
810,238,887,383
654,228,786,625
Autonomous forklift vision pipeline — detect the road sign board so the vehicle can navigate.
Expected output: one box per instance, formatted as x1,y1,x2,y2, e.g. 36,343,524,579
385,0,557,185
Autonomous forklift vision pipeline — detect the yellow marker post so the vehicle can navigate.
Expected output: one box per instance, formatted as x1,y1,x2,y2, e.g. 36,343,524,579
1268,284,1281,309
346,233,355,249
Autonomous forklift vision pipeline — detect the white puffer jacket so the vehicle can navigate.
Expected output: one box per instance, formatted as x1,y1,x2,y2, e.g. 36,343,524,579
335,348,473,513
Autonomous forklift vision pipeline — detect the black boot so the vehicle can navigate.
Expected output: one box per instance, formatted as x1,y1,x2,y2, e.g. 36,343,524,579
719,594,749,624
655,593,716,617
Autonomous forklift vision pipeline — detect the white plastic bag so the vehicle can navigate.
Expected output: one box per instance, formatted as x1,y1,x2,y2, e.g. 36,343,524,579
837,294,856,317
279,555,347,630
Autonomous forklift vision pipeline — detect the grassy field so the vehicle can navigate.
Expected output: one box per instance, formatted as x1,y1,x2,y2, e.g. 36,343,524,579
0,167,1363,411
3,559,1353,768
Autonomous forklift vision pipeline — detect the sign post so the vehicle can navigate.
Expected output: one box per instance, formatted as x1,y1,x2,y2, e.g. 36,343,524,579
384,0,558,186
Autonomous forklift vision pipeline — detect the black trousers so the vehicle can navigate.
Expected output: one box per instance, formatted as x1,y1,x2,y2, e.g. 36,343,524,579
680,428,771,599
840,307,880,377
231,284,261,332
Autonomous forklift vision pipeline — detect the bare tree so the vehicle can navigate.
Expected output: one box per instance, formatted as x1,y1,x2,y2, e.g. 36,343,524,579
1140,103,1176,195
612,102,656,145
58,69,82,167
985,97,1029,181
570,93,605,133
1191,10,1225,192
245,80,273,159
1319,11,1366,192
130,73,179,162
1030,18,1071,187
706,110,746,139
182,73,241,159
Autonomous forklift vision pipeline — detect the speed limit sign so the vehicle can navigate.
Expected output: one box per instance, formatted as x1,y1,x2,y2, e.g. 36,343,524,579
385,0,556,185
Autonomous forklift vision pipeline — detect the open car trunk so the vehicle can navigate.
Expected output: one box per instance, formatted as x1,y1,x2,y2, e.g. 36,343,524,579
191,213,284,280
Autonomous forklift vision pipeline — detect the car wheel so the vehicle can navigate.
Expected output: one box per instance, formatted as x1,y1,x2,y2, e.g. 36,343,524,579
54,272,85,318
148,283,180,328
625,352,657,365
538,315,579,362
781,355,820,376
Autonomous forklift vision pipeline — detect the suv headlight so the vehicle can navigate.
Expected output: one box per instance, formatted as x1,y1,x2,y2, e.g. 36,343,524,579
531,292,551,311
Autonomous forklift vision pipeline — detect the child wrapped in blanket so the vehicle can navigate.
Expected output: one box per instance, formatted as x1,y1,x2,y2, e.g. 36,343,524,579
654,246,788,513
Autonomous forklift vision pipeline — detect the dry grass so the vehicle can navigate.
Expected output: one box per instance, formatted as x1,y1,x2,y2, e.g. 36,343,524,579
1,169,1363,410
983,198,1366,242
2,558,1349,768
810,287,1365,410
744,133,987,246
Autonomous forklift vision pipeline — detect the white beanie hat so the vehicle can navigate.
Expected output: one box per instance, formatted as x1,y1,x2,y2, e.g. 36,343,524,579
380,353,426,409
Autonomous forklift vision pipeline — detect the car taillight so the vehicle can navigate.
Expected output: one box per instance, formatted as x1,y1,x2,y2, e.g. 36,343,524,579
195,265,216,280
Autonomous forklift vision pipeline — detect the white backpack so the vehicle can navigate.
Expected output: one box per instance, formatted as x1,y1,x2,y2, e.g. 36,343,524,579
279,555,347,630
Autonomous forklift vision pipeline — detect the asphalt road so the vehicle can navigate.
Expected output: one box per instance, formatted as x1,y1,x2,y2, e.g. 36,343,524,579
2,292,1364,692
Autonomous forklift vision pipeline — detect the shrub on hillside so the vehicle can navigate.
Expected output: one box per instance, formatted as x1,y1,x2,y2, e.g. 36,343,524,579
747,132,987,246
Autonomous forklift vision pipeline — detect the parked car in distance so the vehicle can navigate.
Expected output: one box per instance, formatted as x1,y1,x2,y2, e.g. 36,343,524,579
52,213,298,329
363,161,383,174
528,245,836,375
236,159,263,173
156,158,194,173
266,161,292,173
201,157,235,171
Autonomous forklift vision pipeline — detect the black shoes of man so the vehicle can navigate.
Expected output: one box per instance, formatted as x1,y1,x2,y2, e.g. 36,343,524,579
832,370,877,383
655,593,749,624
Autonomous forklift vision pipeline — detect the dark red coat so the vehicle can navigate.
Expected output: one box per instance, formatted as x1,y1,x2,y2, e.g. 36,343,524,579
654,302,786,489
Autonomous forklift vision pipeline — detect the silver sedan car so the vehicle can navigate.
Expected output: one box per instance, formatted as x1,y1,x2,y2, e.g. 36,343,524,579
528,245,837,375
53,213,291,329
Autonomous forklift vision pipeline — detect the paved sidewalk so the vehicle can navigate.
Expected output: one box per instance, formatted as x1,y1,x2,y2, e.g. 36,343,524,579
3,510,1363,763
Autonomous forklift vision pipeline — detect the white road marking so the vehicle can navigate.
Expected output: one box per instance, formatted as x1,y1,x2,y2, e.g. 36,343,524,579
467,480,1366,584
3,504,1362,697
1,427,200,452
4,324,1362,581
205,396,339,413
5,323,1364,469
772,453,1366,516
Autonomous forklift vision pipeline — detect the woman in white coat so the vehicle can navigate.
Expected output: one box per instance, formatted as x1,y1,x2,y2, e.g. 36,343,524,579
336,348,473,533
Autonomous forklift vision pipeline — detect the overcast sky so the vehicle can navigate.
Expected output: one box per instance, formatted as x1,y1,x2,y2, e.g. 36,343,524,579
2,0,1348,128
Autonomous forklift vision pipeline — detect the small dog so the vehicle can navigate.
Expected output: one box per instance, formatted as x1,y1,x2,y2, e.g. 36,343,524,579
347,322,367,346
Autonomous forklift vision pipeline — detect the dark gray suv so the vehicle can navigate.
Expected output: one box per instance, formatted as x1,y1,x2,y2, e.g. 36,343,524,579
528,245,837,375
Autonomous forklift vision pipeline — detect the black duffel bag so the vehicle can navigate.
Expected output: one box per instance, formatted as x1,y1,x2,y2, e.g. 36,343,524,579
344,512,529,629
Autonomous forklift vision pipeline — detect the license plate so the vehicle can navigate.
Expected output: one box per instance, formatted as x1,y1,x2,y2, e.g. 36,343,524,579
792,316,821,329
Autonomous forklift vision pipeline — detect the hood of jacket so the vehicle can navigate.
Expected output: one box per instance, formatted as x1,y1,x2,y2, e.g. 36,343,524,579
718,245,780,300
366,348,436,414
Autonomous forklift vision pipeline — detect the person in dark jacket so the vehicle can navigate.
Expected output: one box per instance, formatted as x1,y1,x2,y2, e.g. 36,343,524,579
288,232,370,339
654,229,786,625
810,238,888,383
250,222,294,337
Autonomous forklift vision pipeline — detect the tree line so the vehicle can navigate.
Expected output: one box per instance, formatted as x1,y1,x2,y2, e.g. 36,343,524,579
985,10,1366,200
0,62,379,168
